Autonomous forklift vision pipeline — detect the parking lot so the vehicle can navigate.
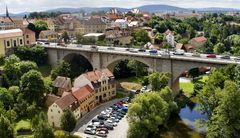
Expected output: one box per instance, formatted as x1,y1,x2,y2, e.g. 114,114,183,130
74,97,130,138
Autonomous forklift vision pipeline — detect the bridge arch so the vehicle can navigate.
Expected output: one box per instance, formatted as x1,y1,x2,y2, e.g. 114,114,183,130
105,56,153,73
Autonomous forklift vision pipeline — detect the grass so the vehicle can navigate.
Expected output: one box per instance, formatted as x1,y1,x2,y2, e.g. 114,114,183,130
15,119,31,131
38,64,52,77
117,76,143,83
180,75,209,97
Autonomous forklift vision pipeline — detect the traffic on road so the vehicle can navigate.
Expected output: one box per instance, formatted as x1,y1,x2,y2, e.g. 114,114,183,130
40,42,240,64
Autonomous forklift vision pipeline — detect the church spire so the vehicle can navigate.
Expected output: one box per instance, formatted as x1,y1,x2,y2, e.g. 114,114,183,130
6,5,9,17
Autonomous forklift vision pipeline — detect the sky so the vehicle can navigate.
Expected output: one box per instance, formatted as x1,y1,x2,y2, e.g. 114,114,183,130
0,0,240,13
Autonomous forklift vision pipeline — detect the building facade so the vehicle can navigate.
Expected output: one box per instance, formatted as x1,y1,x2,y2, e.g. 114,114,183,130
0,29,24,55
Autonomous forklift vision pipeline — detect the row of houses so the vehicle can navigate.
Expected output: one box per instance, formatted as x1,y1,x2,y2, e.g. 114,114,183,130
47,68,117,128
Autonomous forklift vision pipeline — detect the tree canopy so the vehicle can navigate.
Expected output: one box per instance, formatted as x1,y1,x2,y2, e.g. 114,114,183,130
61,109,76,133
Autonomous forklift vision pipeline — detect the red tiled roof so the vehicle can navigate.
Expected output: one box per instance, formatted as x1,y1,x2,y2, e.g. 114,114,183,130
55,93,77,110
72,85,93,102
83,69,114,82
192,36,207,42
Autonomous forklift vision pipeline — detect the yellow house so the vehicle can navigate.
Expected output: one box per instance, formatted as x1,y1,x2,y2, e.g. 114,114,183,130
0,29,24,56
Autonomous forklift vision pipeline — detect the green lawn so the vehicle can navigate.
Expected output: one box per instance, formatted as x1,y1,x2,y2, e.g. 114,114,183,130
38,65,52,77
180,82,194,97
15,119,31,131
180,75,209,97
117,76,143,83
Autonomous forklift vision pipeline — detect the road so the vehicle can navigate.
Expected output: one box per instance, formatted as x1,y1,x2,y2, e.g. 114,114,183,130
42,43,240,65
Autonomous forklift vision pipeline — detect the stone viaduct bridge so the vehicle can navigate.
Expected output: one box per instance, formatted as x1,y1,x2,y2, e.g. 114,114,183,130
44,45,239,95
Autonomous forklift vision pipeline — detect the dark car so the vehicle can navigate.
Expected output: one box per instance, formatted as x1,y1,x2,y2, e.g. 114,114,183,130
138,48,146,52
235,57,240,61
104,124,114,130
220,55,230,59
207,54,216,58
97,115,108,120
92,118,100,123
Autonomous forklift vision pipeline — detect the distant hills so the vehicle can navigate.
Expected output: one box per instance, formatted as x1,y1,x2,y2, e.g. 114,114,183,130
1,4,240,17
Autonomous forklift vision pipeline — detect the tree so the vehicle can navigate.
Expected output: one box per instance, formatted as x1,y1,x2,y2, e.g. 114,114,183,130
127,60,147,77
34,20,48,31
188,68,199,80
34,121,55,138
207,81,240,138
61,109,76,134
234,65,240,89
20,70,45,104
127,90,177,138
132,29,151,46
15,46,48,65
61,31,70,43
51,61,71,80
148,72,170,91
213,43,225,54
18,61,38,75
0,88,14,109
0,115,15,138
154,32,164,44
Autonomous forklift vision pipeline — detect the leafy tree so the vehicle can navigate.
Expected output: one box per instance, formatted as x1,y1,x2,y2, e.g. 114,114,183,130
18,61,38,75
113,60,135,79
0,88,14,109
127,90,177,138
15,46,48,65
234,65,240,89
0,115,15,138
213,43,226,54
61,109,76,134
207,81,240,138
61,31,70,43
179,38,189,45
34,121,55,138
132,29,151,46
20,70,45,105
51,61,71,80
188,68,199,80
154,32,164,44
34,20,48,31
148,72,170,91
127,60,147,77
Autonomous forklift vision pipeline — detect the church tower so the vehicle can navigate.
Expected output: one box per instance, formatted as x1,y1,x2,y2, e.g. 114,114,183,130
6,5,9,17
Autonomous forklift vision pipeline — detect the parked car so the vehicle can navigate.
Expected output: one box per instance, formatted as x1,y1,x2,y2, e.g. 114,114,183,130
125,48,130,51
207,54,216,58
97,115,108,120
104,124,114,130
96,128,109,133
91,45,98,51
96,131,107,137
84,129,96,135
77,44,82,47
192,52,201,57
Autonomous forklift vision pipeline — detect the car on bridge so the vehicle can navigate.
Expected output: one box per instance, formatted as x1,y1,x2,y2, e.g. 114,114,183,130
219,55,230,60
173,49,185,55
91,45,98,51
149,49,158,55
207,54,216,58
107,47,115,50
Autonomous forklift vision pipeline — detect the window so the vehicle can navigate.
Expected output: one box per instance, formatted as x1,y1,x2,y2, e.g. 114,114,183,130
51,109,53,112
58,111,60,113
6,41,10,47
20,39,23,45
27,41,29,44
13,40,17,47
112,91,115,94
26,35,29,38
103,94,106,97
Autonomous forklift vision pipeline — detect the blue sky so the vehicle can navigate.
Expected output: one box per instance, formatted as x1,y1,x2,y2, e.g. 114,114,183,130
0,0,240,13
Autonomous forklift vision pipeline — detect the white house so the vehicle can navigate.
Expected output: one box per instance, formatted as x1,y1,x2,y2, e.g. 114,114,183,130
114,19,128,29
165,30,175,47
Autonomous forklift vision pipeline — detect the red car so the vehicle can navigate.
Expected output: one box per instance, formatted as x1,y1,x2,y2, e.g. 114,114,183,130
207,54,216,58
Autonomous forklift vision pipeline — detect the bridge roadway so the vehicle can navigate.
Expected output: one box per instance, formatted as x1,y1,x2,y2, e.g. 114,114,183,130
42,43,240,65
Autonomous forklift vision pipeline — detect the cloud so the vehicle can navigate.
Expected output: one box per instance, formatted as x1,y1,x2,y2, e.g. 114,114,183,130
0,0,239,13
